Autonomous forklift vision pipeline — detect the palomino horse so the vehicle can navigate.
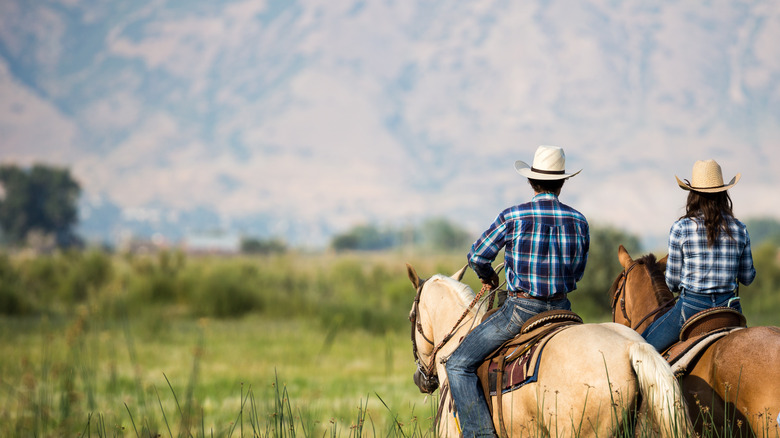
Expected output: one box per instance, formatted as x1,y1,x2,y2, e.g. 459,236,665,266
612,245,780,437
408,264,691,438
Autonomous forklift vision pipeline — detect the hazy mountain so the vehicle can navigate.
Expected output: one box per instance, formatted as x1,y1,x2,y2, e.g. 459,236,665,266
1,0,779,248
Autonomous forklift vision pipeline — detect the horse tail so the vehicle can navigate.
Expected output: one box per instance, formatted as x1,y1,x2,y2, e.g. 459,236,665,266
628,341,693,438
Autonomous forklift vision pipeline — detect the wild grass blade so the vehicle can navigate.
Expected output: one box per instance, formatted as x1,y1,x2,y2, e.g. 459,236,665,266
375,392,407,438
124,402,140,438
155,385,174,438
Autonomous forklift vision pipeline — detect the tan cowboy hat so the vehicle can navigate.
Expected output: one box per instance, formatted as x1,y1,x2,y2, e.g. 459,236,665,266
514,145,581,180
676,159,741,193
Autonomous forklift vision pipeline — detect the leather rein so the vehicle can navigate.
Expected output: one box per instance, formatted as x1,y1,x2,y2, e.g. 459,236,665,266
611,260,677,331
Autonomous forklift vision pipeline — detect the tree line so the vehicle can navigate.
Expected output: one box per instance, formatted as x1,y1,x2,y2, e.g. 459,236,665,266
1,163,780,327
3,163,780,256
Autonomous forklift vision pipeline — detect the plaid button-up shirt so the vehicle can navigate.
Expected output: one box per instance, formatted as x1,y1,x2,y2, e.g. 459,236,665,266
467,193,589,297
665,215,756,294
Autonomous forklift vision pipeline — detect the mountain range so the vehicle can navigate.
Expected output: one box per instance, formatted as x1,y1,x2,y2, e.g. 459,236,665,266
1,0,779,249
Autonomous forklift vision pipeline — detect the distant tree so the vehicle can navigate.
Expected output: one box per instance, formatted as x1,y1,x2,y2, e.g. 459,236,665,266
744,217,780,247
240,237,287,254
331,224,398,251
573,225,642,316
0,164,81,247
417,217,472,251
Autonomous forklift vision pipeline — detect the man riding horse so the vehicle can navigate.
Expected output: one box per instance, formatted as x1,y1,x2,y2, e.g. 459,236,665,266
445,145,589,438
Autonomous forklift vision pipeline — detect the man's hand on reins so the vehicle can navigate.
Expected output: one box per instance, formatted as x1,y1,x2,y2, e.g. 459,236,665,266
482,270,500,290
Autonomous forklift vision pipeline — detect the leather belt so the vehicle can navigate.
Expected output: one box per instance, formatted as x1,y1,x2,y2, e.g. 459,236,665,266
509,290,567,301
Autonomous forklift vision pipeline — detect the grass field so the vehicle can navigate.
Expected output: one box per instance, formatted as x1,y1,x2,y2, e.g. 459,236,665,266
0,311,433,437
1,249,779,437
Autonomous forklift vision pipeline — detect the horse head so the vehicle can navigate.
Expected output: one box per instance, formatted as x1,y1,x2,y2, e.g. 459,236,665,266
406,263,471,394
407,263,439,393
611,245,673,333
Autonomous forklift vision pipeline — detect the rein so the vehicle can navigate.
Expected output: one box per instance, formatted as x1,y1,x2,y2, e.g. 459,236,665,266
612,260,677,331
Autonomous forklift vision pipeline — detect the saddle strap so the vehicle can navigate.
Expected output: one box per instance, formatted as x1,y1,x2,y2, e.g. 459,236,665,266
488,323,578,437
435,382,450,427
496,355,508,438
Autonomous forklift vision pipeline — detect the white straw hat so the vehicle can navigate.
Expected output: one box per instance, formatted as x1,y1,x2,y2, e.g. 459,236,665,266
514,145,581,180
676,159,740,193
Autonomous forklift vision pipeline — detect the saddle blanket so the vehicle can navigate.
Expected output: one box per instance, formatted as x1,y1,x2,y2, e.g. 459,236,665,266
666,327,743,377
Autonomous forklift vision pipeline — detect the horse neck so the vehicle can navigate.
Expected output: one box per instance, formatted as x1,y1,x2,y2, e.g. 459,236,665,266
421,278,483,348
627,265,673,333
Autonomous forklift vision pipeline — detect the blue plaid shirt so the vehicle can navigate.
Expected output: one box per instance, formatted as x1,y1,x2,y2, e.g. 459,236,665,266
665,215,756,294
467,193,589,297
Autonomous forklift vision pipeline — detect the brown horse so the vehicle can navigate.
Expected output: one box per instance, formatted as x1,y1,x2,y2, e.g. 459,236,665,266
409,264,692,437
611,245,780,437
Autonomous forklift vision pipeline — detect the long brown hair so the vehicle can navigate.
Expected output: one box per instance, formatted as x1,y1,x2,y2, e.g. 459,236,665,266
683,190,734,246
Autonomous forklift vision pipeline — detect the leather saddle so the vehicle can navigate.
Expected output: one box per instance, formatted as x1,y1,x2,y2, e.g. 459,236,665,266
476,310,583,400
662,306,747,374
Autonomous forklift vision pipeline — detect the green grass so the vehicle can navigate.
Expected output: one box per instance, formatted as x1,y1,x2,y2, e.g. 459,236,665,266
1,249,779,437
0,312,430,437
4,310,777,438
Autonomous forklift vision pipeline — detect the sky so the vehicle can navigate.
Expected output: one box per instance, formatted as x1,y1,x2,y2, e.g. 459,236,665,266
1,0,779,248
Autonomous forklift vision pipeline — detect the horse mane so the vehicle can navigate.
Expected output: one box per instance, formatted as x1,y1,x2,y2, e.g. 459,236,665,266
430,274,476,304
636,253,675,303
428,274,492,318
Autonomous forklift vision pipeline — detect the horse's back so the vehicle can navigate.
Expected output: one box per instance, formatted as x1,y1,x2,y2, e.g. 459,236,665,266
691,326,780,436
708,326,780,394
498,323,643,436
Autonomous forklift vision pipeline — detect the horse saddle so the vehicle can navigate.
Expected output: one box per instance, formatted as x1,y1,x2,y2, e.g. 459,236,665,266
663,307,747,376
476,310,583,399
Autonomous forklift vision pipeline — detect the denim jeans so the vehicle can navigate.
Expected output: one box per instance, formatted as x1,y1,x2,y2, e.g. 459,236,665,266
641,290,741,352
445,296,571,438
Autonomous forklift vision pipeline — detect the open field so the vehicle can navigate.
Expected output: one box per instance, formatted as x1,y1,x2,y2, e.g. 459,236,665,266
0,313,431,437
1,248,779,436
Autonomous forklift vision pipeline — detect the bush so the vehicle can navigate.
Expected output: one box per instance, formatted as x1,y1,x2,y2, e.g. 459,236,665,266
1,241,778,330
58,249,113,302
0,253,31,315
190,263,262,318
124,250,186,304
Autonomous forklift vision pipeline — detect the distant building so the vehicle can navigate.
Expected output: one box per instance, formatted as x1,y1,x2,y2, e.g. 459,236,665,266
183,232,241,255
117,232,170,254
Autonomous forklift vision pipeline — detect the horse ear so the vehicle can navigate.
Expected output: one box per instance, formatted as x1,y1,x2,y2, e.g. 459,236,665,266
618,245,633,268
452,264,468,281
658,254,668,265
406,263,420,289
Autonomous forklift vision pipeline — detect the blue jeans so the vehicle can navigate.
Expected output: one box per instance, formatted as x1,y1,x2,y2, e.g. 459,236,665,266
445,296,571,438
641,290,741,352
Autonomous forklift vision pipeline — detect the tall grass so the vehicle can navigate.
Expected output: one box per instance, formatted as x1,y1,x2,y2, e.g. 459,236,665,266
0,249,779,436
2,310,778,437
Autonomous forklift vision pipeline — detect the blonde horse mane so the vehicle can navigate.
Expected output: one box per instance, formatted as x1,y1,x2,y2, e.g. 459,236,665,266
427,274,490,317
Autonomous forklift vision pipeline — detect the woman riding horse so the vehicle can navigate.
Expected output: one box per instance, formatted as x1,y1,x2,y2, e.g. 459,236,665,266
613,247,780,437
641,159,756,352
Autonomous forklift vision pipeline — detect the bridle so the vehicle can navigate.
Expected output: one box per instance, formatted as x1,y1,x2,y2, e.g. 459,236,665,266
409,280,438,391
611,260,677,331
409,277,498,393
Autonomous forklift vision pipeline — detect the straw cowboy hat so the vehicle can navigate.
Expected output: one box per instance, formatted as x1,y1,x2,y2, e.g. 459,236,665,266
676,159,741,193
514,145,581,180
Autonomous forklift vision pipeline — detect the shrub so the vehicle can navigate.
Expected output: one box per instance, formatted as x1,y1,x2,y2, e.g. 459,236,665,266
0,253,31,315
190,263,262,318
